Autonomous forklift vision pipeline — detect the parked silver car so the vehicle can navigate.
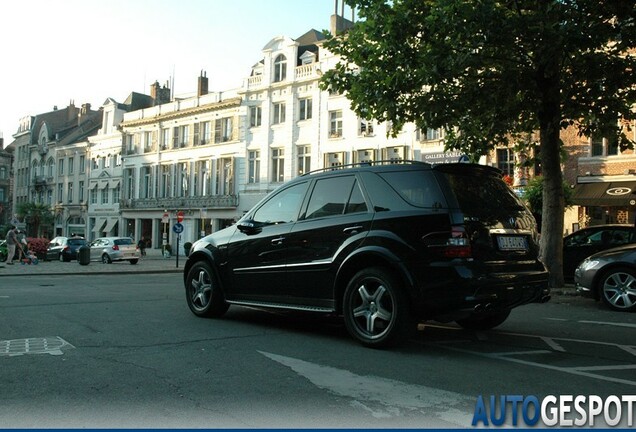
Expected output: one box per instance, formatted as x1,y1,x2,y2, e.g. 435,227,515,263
89,237,139,264
575,244,636,312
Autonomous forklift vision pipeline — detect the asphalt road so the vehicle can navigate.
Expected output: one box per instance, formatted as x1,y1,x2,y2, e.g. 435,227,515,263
0,272,634,428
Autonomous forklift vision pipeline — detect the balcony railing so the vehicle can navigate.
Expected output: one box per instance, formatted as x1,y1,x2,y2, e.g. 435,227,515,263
120,195,238,210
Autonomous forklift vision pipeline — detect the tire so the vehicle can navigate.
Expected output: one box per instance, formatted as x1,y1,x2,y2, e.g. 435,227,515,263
62,254,71,262
597,267,636,312
456,309,511,330
101,254,112,264
129,259,138,265
343,267,412,348
185,261,229,318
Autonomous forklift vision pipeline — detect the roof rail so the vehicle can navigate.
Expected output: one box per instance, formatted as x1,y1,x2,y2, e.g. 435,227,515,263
300,159,428,177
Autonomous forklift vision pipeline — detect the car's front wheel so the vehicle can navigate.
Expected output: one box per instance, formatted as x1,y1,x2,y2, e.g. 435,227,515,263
343,267,412,348
598,267,636,312
455,309,511,330
185,261,229,318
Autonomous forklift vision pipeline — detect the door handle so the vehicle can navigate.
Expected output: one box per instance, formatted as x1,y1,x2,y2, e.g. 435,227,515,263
271,237,285,245
343,226,363,234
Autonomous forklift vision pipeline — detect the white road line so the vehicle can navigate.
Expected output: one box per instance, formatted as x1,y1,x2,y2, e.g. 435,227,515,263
619,346,636,356
579,320,636,329
490,330,636,357
259,351,476,427
544,317,568,321
573,365,636,371
492,350,552,356
540,337,566,352
436,344,636,387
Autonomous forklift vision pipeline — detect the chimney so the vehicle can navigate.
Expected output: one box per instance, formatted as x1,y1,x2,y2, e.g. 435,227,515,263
330,0,354,35
151,80,171,106
0,135,3,151
67,100,76,122
197,70,209,97
78,103,92,126
150,81,161,100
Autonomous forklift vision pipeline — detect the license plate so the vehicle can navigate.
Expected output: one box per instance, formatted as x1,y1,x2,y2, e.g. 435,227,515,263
497,236,528,251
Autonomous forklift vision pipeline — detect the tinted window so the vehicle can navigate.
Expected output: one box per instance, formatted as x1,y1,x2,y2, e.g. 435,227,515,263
68,239,86,246
440,172,524,216
253,182,308,224
114,238,133,246
346,180,368,214
359,172,412,212
377,171,446,208
305,176,355,220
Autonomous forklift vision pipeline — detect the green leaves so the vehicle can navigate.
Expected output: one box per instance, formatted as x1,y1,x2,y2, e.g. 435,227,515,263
321,0,636,157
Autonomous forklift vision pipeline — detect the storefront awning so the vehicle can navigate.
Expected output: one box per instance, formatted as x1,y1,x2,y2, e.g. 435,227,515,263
92,218,106,233
572,181,636,207
103,219,118,233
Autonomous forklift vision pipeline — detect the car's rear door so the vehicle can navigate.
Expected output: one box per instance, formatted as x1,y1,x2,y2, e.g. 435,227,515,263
285,174,373,307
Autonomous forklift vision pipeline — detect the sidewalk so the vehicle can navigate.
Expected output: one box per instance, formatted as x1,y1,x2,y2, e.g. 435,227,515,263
0,248,580,295
0,248,185,277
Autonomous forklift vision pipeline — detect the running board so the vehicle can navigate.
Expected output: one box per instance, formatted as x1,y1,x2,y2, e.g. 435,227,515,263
227,300,334,313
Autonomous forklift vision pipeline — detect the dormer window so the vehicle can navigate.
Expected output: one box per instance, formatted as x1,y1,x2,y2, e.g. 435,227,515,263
274,54,287,82
300,51,316,65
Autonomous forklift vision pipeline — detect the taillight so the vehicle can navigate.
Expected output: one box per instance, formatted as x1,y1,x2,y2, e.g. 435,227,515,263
63,246,70,252
112,245,119,251
443,226,472,258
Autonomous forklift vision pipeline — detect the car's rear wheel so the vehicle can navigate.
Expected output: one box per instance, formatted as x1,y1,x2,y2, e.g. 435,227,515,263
455,309,511,330
343,267,412,348
185,261,229,318
129,259,138,265
101,254,112,264
598,267,636,312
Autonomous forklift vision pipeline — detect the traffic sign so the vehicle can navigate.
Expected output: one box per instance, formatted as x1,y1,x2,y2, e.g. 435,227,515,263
172,222,184,234
162,212,169,224
177,210,184,223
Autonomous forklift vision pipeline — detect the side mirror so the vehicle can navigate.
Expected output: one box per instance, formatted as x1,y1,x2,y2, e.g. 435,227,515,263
237,220,260,234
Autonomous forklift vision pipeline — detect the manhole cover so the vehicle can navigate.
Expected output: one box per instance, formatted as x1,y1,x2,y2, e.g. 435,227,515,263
0,337,74,357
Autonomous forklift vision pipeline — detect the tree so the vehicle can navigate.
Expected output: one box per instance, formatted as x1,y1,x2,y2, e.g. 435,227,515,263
523,176,573,217
321,0,636,287
17,202,54,237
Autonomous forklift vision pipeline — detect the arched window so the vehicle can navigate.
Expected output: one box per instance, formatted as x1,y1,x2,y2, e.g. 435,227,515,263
273,54,287,82
47,158,55,177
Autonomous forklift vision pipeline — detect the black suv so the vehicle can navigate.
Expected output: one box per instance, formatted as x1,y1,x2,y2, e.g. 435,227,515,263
184,161,549,347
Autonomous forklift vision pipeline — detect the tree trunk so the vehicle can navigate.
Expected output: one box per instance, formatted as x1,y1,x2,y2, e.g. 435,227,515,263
538,86,565,288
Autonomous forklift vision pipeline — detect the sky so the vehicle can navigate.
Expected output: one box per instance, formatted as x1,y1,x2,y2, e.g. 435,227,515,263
0,0,343,143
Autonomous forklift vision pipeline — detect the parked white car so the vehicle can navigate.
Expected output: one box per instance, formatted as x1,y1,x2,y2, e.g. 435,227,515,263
90,237,139,264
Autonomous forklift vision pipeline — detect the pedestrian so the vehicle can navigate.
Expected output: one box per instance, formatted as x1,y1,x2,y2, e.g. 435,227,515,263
5,225,18,265
137,237,147,256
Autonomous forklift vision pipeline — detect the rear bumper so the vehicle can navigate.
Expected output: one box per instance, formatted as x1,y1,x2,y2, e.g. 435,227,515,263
462,271,551,310
413,264,550,320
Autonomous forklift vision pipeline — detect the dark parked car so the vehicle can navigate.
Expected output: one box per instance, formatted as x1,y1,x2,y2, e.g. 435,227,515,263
46,236,87,262
574,244,636,312
0,240,7,262
183,161,550,347
563,225,636,280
